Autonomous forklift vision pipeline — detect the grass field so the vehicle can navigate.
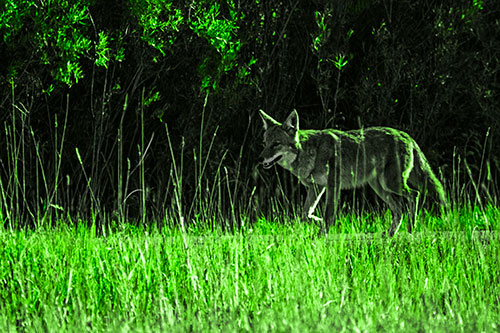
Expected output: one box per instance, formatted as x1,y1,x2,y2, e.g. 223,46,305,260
0,206,499,332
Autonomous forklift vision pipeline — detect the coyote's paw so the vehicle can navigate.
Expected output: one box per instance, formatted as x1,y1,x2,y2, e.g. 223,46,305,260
306,212,323,222
301,211,321,222
301,212,323,222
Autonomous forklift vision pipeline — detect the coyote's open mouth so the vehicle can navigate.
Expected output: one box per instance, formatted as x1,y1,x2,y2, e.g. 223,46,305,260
261,154,282,169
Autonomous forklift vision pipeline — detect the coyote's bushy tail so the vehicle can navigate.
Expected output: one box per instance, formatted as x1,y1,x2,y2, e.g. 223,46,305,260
415,149,449,209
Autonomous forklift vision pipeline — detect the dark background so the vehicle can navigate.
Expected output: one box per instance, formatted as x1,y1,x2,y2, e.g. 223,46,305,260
0,0,498,228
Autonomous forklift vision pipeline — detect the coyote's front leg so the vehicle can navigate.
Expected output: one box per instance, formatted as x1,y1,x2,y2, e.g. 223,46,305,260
302,186,325,223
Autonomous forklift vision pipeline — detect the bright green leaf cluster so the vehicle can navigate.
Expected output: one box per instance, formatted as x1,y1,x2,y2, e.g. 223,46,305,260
312,11,353,72
0,0,122,87
144,91,161,107
127,0,184,56
312,10,330,53
330,53,349,71
95,31,110,68
190,2,242,91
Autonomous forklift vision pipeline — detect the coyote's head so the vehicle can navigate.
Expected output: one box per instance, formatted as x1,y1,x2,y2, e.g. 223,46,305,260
258,110,300,170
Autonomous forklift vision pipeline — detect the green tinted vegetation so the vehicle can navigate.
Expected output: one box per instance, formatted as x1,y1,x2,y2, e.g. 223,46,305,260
0,0,247,91
1,209,499,331
0,1,499,331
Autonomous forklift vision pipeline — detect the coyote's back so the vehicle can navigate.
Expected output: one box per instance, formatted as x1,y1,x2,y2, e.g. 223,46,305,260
258,109,447,236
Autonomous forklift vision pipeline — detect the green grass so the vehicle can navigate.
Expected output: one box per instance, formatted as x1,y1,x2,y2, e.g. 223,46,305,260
1,207,499,332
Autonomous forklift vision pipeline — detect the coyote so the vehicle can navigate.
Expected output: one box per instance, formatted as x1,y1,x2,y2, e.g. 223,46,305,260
258,109,447,236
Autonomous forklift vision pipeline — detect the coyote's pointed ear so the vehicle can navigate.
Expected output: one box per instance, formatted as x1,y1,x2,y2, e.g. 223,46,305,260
259,109,281,130
284,109,299,131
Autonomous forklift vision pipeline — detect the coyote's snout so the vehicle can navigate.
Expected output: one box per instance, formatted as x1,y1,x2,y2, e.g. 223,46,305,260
259,109,447,236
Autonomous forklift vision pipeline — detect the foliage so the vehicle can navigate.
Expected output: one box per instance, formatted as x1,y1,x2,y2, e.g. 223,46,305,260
0,0,498,226
127,0,183,56
0,210,499,331
189,1,243,91
1,0,89,86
